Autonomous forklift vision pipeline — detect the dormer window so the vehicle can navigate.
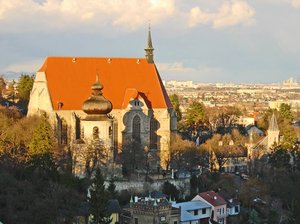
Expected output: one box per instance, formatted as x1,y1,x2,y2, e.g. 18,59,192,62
57,101,63,110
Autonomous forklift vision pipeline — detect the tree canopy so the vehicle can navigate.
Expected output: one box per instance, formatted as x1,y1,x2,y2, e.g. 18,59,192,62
169,94,182,121
279,103,293,121
16,74,34,101
89,167,112,224
185,101,206,126
28,115,56,156
0,76,6,97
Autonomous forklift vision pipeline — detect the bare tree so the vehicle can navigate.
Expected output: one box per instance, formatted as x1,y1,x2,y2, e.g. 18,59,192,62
170,134,202,171
205,106,241,133
204,133,246,172
73,139,111,180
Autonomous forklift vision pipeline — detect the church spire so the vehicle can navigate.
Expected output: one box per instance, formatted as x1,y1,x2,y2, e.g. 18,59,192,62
268,113,279,131
145,25,154,63
267,112,280,149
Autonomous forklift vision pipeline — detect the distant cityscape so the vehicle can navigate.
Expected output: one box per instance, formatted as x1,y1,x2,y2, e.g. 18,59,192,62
164,77,300,118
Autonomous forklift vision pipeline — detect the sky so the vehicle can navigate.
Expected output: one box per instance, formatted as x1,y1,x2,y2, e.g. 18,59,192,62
0,0,300,83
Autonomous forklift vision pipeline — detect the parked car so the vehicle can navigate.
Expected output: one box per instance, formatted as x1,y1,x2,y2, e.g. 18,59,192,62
240,173,249,180
253,197,267,205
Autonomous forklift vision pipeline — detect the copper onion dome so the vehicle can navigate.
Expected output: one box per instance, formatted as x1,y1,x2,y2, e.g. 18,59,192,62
82,73,112,115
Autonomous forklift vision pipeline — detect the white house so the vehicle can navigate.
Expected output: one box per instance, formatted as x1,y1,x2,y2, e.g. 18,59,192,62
172,200,212,224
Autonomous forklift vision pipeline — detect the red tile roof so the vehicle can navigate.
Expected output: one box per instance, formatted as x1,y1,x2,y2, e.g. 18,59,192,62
198,191,227,207
38,57,172,110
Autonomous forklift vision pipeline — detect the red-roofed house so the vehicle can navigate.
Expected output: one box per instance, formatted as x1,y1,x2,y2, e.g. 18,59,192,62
192,191,227,224
27,29,177,175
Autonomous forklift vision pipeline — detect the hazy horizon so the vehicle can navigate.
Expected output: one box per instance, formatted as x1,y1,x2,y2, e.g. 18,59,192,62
1,0,300,83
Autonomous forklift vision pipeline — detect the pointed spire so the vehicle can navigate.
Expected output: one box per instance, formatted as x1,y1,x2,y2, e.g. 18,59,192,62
146,24,153,49
268,113,279,131
95,72,99,82
145,24,154,63
92,72,103,94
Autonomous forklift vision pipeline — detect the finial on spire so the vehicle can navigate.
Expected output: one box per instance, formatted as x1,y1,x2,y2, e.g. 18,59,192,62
92,70,103,93
96,71,99,83
145,24,154,63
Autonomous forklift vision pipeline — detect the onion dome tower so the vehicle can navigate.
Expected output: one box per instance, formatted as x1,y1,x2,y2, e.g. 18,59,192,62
82,74,112,118
81,73,114,150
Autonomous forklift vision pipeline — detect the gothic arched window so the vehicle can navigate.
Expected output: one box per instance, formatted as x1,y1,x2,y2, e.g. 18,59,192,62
93,126,99,140
132,115,141,142
57,116,68,145
75,115,81,140
57,116,62,145
150,116,158,149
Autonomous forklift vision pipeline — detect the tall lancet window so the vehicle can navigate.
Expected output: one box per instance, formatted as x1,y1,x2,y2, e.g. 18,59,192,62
56,116,68,145
132,115,141,142
57,116,62,145
75,115,81,140
150,116,158,149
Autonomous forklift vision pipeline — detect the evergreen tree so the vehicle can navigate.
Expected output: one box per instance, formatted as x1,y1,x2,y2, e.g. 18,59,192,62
185,101,206,126
16,74,34,101
248,209,259,224
16,74,34,112
89,168,112,224
107,178,118,199
0,76,6,97
169,94,182,121
162,181,180,200
28,115,55,156
279,103,293,121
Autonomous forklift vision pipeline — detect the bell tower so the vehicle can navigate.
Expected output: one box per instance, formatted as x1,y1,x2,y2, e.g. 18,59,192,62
267,113,280,149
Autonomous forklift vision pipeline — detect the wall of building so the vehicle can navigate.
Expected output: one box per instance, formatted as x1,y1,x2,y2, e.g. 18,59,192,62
27,72,53,115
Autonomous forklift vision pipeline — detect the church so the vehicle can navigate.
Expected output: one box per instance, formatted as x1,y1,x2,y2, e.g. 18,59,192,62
248,113,280,159
27,29,177,176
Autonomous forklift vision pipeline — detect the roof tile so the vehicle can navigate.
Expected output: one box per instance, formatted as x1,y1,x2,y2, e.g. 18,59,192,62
38,57,172,110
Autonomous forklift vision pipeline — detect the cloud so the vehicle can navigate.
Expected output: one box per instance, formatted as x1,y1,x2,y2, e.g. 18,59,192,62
265,0,300,9
1,58,44,73
0,0,175,32
156,62,223,81
188,0,255,28
290,0,300,8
